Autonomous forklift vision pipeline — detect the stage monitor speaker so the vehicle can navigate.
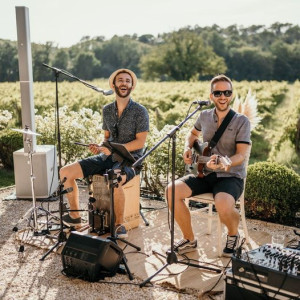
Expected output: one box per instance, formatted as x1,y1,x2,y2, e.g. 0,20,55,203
13,145,59,199
61,232,123,282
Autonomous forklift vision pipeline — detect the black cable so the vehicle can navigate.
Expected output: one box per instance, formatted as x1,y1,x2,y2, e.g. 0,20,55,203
61,269,195,296
201,256,232,298
237,246,270,299
180,253,227,270
96,280,194,295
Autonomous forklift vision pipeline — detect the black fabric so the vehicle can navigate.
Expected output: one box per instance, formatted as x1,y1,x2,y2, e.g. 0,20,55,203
180,172,244,201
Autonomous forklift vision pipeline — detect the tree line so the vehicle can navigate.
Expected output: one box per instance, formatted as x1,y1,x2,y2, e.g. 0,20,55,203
0,22,299,82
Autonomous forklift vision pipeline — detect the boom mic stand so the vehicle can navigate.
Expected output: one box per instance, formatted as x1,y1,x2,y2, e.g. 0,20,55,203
132,103,222,287
102,142,141,280
40,64,111,260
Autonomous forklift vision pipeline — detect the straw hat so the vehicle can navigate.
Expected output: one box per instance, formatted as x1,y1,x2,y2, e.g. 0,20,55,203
108,68,137,90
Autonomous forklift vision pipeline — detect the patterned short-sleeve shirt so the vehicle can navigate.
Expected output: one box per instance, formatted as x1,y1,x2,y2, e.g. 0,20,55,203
102,98,149,158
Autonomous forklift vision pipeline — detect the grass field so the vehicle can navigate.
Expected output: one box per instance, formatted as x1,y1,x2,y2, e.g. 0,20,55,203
0,168,14,188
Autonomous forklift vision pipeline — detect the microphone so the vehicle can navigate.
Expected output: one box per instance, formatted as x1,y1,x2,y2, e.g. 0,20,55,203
103,89,114,96
42,63,62,73
60,187,73,195
193,100,211,106
94,87,114,96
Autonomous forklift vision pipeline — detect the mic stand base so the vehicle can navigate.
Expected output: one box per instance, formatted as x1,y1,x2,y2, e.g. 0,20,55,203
40,231,67,261
140,250,222,287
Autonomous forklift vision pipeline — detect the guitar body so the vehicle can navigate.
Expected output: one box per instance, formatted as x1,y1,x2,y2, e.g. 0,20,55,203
193,140,210,178
189,140,232,178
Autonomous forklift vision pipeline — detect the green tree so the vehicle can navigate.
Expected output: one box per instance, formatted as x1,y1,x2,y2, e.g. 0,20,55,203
227,47,274,80
72,52,101,80
94,36,149,77
271,41,300,81
52,48,69,70
32,42,53,81
0,42,18,81
140,30,226,81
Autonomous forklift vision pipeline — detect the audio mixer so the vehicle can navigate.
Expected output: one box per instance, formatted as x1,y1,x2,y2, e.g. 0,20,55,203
225,244,300,299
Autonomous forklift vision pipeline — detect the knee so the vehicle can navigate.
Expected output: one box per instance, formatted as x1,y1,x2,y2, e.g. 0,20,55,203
59,165,73,181
215,202,234,219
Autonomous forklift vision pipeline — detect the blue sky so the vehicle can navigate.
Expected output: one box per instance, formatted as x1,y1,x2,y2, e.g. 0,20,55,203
1,0,299,47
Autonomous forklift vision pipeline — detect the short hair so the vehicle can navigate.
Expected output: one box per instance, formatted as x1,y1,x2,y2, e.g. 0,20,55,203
210,74,233,92
113,71,133,86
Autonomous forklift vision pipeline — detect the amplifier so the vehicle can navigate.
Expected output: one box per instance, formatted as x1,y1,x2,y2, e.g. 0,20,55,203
61,232,123,282
228,244,300,298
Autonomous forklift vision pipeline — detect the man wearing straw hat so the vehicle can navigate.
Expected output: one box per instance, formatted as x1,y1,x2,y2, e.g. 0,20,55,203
60,69,149,238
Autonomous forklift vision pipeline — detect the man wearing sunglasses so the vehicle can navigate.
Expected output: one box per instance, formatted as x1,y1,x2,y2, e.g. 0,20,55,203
166,74,251,257
60,69,149,238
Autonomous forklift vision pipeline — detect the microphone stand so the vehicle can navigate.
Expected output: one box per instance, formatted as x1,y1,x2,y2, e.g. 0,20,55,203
103,142,141,280
40,64,112,260
42,64,113,96
132,103,222,287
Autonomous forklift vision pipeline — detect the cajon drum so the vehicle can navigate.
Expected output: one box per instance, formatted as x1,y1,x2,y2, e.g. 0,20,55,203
90,174,140,231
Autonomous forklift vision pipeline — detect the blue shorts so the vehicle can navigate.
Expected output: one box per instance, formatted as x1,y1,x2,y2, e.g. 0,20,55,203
79,154,136,182
180,172,244,201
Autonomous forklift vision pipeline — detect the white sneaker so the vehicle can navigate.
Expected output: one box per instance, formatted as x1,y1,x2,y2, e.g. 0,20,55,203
169,239,197,255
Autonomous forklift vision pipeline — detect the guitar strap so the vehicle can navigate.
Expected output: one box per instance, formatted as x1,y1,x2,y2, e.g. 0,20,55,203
208,109,236,150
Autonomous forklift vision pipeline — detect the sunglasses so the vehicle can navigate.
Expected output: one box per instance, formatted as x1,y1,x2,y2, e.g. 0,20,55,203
212,90,233,97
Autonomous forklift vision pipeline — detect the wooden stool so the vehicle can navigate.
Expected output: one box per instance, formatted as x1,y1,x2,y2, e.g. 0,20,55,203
90,174,140,231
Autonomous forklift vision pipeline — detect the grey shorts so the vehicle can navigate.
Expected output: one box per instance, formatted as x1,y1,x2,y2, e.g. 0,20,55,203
180,172,244,201
79,154,136,182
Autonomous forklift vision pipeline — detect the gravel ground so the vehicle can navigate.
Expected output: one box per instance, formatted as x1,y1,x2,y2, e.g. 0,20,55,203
0,186,202,300
1,186,299,300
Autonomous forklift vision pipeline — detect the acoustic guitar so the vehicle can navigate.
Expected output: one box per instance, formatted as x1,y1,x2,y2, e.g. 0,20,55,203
188,140,232,178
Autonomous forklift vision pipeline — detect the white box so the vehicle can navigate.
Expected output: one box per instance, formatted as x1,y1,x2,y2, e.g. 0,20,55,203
13,145,59,199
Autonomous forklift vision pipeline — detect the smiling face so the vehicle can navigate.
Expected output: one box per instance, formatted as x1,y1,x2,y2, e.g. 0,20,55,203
113,72,133,98
210,81,233,113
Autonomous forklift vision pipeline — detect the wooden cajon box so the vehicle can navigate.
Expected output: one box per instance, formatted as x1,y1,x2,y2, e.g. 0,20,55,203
91,174,140,230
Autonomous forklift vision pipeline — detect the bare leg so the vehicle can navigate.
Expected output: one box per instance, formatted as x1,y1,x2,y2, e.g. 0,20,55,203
165,180,194,241
59,162,84,219
214,192,239,236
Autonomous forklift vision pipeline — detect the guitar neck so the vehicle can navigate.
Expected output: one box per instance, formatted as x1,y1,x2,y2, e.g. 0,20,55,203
196,156,211,164
191,154,214,165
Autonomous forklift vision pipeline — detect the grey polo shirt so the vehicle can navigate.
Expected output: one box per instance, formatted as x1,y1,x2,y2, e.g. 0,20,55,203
194,108,251,179
102,98,149,158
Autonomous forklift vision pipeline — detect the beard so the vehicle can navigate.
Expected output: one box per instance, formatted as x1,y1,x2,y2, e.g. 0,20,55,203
214,100,231,112
115,86,132,98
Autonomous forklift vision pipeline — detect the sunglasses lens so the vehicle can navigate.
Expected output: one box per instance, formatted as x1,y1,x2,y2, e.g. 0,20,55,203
213,91,222,97
224,90,232,97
